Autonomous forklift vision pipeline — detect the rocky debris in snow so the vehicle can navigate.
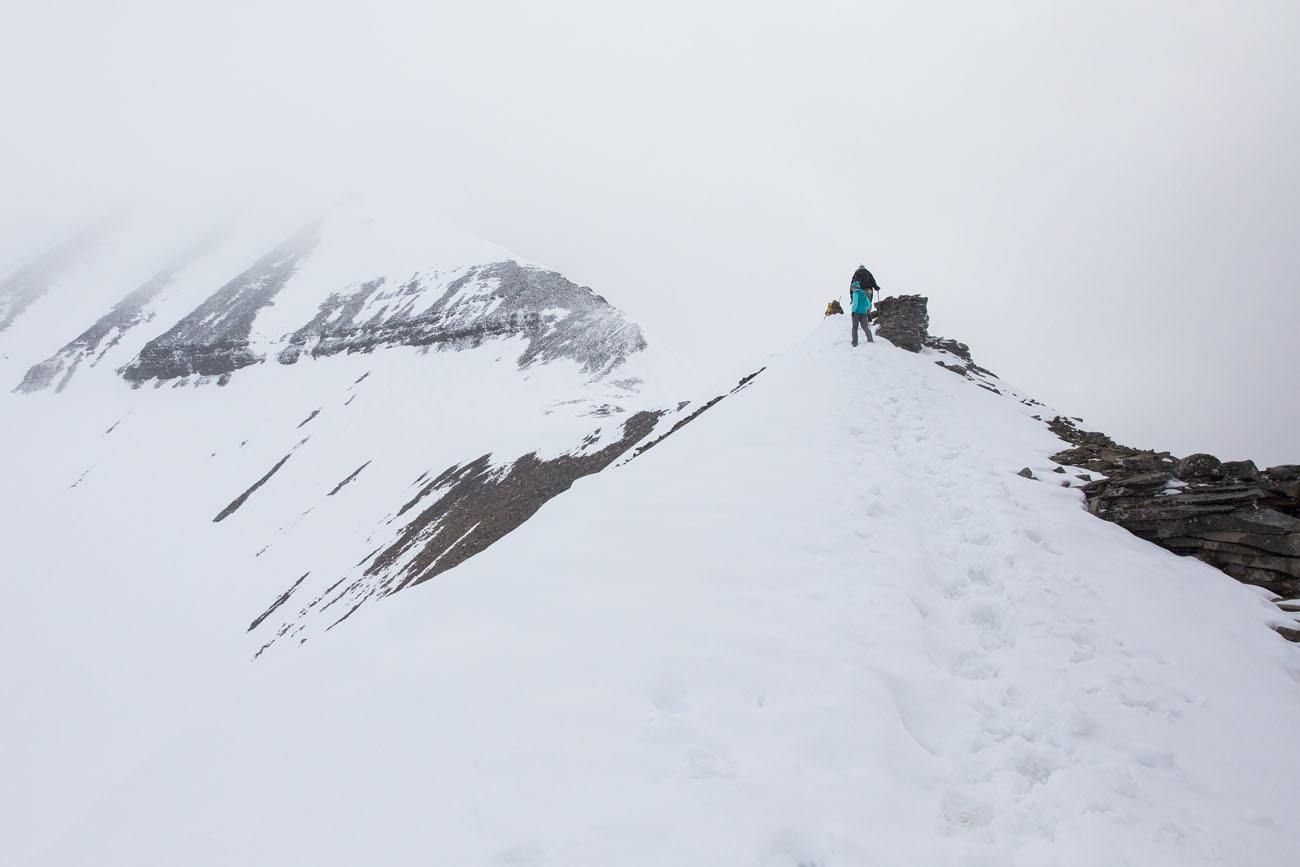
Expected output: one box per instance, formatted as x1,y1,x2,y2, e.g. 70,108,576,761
631,368,766,460
1017,467,1035,479
326,461,370,496
278,261,646,377
252,410,665,645
247,572,309,632
927,336,972,362
869,294,929,352
1049,416,1300,624
372,409,662,594
865,296,1002,389
213,452,294,522
1275,601,1300,643
121,223,321,383
927,339,1002,384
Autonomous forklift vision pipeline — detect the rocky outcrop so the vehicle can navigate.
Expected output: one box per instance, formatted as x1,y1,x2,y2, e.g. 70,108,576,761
16,244,205,392
249,409,665,651
863,293,1297,638
1050,417,1300,635
278,261,646,377
924,336,1003,384
870,294,930,352
372,410,663,597
871,295,1003,391
117,246,644,387
120,224,320,384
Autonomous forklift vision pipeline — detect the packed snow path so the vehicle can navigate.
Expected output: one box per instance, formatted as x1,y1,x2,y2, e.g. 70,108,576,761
19,320,1300,866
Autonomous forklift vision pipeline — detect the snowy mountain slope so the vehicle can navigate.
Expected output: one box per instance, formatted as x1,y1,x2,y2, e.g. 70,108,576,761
0,225,106,336
2,212,316,392
8,318,1300,866
113,202,646,386
5,201,651,394
277,260,647,377
16,243,202,393
118,221,324,382
1,204,698,858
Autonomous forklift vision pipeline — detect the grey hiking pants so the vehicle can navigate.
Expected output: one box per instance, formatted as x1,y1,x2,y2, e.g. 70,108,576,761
852,313,874,345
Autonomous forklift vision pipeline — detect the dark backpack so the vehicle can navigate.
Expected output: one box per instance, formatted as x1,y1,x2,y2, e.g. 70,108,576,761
852,267,879,297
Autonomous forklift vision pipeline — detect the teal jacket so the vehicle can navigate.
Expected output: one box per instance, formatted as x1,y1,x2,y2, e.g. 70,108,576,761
850,284,872,315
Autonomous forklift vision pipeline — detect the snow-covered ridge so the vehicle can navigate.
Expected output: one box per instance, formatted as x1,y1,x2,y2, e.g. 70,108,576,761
118,223,322,384
8,316,1300,865
6,203,649,393
277,260,646,378
7,208,1300,863
249,408,669,652
17,263,179,393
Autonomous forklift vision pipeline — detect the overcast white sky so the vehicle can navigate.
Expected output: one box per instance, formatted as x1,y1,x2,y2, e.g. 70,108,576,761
3,0,1297,464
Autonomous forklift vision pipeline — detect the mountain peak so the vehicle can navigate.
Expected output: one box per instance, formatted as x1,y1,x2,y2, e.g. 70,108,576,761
8,202,648,392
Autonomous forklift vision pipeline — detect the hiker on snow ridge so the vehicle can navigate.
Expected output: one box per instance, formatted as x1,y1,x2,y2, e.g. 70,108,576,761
849,264,877,346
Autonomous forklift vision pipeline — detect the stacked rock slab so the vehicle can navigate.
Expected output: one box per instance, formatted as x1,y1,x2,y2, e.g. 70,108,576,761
870,295,930,352
1049,417,1300,638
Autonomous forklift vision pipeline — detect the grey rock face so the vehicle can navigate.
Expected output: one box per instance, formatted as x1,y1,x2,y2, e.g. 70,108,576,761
1177,453,1224,480
871,295,930,352
120,224,320,384
1220,460,1260,481
119,246,646,387
250,409,664,651
279,261,646,377
1050,416,1300,625
15,245,204,392
927,337,972,363
866,295,1002,389
928,337,1002,385
247,366,769,650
